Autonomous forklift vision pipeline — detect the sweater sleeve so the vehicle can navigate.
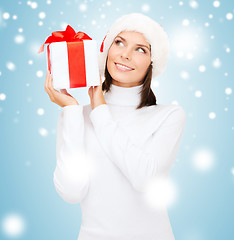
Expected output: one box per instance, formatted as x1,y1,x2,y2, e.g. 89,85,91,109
89,104,186,192
53,105,90,204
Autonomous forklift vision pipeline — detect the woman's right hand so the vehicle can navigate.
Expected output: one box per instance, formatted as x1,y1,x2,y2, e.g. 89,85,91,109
44,70,79,107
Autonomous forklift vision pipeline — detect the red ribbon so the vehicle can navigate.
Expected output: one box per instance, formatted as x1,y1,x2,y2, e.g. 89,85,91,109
38,25,92,54
38,25,92,73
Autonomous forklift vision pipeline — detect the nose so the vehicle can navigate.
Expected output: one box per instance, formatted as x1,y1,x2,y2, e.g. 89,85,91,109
121,47,132,61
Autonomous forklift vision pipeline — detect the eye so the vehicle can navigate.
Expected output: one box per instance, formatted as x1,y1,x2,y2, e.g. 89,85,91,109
137,47,146,53
115,40,124,46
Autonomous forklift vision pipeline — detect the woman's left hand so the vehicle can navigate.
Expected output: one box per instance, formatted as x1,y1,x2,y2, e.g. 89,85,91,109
88,74,106,110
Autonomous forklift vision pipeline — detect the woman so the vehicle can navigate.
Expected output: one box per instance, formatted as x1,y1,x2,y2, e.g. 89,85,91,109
45,12,186,240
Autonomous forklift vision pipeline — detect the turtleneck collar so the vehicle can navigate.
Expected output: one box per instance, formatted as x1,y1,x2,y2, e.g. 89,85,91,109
104,83,143,107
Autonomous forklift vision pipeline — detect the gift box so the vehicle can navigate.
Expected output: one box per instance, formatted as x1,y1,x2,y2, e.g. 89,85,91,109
38,25,100,89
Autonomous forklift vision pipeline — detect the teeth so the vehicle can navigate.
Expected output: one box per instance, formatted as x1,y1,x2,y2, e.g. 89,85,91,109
116,63,132,70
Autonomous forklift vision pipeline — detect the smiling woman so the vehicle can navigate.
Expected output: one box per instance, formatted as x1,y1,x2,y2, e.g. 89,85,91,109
53,12,186,240
99,12,170,109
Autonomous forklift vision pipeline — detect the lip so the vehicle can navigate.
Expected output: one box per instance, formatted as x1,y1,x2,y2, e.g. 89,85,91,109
115,62,134,71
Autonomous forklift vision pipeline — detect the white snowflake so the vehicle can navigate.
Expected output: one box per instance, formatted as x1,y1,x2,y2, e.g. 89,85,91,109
192,148,215,171
79,3,87,12
142,4,150,12
31,2,38,9
189,0,199,9
2,213,26,237
213,1,220,8
39,128,48,137
14,35,25,44
39,12,46,19
6,62,16,71
209,112,216,119
195,90,202,98
3,12,10,19
226,13,233,20
225,88,232,95
180,71,189,79
37,108,45,116
0,93,6,101
182,19,190,26
36,70,43,78
212,58,221,68
199,65,206,72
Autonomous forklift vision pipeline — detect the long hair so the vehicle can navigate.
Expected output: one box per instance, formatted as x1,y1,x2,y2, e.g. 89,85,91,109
102,60,157,110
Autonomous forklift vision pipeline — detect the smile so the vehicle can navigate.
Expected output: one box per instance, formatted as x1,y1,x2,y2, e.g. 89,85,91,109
115,63,134,72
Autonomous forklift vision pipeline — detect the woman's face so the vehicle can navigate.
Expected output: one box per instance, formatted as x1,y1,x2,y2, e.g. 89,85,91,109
106,31,151,88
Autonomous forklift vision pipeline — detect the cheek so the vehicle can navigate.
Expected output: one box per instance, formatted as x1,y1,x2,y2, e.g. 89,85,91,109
136,56,151,71
107,45,116,58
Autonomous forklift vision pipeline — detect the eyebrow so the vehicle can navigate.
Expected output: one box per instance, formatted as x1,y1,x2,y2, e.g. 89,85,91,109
115,35,151,51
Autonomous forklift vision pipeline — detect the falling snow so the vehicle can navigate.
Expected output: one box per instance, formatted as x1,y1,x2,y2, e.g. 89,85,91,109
192,148,215,171
213,1,220,8
2,213,26,237
180,71,189,79
182,19,190,26
79,3,87,12
6,62,16,71
226,13,233,20
14,35,25,44
142,4,150,12
0,93,6,101
199,65,206,72
213,58,221,68
209,112,216,119
195,90,202,98
36,70,43,78
189,0,199,9
0,1,234,239
30,2,38,9
39,12,46,19
3,12,10,19
37,108,45,115
38,127,48,137
225,88,232,95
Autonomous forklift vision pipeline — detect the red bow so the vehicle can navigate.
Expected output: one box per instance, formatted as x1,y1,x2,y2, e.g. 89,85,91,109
38,25,92,54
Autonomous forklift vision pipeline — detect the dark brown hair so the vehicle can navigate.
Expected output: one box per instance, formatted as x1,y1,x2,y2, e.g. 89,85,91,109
102,60,157,110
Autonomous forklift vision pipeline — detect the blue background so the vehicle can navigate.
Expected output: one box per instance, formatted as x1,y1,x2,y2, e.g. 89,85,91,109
0,0,233,239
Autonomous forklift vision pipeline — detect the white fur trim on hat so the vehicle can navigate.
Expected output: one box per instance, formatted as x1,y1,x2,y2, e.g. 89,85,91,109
98,12,170,79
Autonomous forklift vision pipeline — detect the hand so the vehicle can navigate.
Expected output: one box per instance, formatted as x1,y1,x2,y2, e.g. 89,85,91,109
44,70,79,107
88,74,106,110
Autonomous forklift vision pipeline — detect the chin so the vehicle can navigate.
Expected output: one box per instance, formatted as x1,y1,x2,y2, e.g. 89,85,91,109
110,72,132,83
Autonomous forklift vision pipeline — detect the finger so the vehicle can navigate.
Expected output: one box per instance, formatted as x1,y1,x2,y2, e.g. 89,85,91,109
60,89,73,97
60,89,67,94
88,86,93,97
45,70,50,90
46,73,56,102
